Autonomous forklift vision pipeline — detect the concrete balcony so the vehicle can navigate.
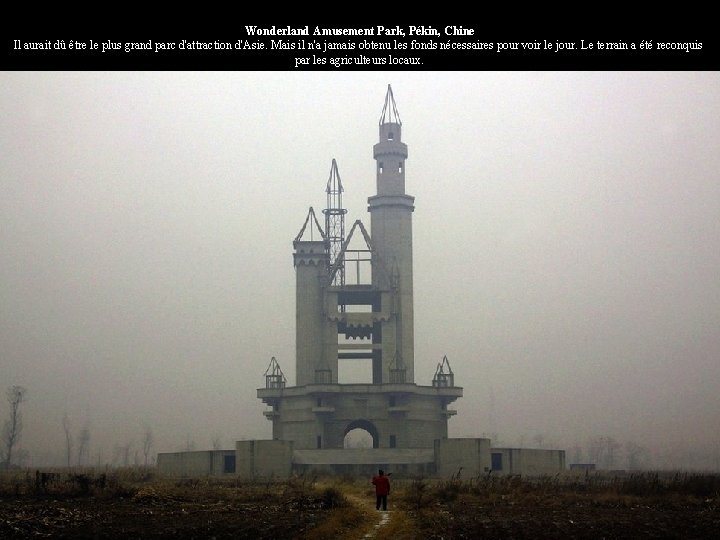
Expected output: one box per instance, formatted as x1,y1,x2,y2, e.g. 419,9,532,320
258,382,463,402
311,406,336,414
387,406,410,414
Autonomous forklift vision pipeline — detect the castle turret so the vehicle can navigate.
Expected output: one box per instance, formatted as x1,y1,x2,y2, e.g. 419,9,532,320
293,208,329,386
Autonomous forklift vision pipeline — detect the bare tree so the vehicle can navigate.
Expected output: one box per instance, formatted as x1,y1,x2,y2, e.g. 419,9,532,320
604,437,621,469
76,424,91,466
113,442,133,467
587,436,606,467
587,435,622,469
2,385,27,470
95,448,104,468
211,434,223,451
625,441,651,470
62,414,73,468
124,443,133,466
142,425,154,466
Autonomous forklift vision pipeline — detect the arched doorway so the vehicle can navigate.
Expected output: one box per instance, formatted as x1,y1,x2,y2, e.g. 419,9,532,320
343,419,379,449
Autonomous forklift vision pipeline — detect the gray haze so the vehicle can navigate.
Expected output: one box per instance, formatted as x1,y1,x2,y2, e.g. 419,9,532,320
1,72,719,469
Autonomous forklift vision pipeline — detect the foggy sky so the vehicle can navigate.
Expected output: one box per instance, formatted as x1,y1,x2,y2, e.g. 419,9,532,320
1,71,719,469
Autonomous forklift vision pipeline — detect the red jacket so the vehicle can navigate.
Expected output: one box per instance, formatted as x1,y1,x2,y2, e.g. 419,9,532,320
372,474,390,496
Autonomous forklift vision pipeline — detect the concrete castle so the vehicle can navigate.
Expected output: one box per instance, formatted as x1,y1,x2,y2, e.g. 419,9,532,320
157,86,566,478
257,85,462,454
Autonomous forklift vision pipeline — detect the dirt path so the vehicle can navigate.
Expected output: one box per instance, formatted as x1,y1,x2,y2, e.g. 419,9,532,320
341,487,415,540
341,491,391,539
362,510,390,538
307,479,403,540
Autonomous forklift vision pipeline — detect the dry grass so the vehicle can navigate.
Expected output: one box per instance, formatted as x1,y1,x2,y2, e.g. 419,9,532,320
389,471,720,539
300,505,365,540
393,470,720,510
2,469,718,538
0,466,157,498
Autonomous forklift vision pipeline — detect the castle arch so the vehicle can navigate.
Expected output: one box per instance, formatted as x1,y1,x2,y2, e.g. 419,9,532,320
343,419,379,449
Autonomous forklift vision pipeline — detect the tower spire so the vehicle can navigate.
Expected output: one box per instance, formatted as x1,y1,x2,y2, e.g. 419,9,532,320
323,159,347,286
379,84,401,126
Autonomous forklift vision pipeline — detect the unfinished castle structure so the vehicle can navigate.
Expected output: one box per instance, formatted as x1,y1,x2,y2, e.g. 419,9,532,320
257,85,462,454
157,86,566,478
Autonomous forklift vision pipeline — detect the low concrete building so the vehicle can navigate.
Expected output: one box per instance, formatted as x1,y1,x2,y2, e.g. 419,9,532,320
158,439,566,479
491,448,567,475
156,450,236,477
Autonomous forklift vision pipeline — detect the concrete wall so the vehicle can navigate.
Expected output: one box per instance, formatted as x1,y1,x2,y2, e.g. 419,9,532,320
292,447,435,477
157,450,235,477
491,447,566,475
236,440,294,479
293,461,434,477
434,438,492,477
569,463,596,472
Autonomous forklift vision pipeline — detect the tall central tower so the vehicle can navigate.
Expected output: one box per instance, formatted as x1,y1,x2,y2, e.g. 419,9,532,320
368,86,415,382
258,86,462,454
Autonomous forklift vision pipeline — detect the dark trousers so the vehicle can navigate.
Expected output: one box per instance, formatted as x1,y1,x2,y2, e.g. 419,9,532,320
376,494,387,510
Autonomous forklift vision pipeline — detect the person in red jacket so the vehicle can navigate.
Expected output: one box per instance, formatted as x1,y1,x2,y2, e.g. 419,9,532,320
371,469,391,510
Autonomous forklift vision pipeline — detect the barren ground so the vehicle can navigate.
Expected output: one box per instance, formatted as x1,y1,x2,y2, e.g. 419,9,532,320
1,470,717,538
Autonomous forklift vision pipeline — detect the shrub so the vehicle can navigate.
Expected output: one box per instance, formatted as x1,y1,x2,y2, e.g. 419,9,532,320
319,486,348,509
